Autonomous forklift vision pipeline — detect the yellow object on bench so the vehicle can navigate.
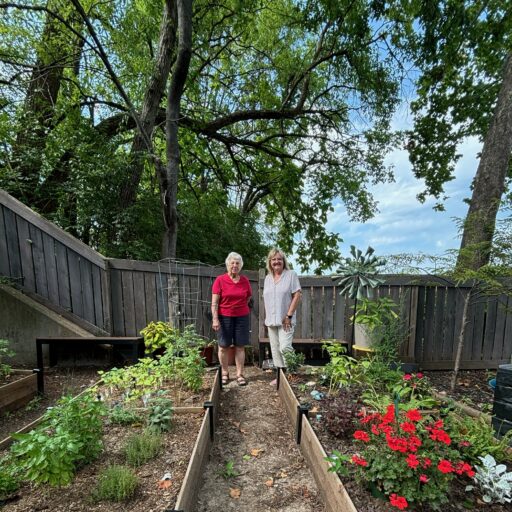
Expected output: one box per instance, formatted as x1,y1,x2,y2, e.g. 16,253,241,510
352,344,375,358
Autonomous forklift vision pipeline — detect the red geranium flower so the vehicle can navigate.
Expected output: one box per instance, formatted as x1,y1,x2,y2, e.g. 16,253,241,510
354,430,370,442
405,409,422,422
389,493,408,510
406,453,420,469
438,459,454,474
400,421,416,433
351,454,368,467
419,473,429,483
403,374,412,381
416,372,424,378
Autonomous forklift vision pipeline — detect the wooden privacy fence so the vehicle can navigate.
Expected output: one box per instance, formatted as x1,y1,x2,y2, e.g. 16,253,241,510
1,189,512,369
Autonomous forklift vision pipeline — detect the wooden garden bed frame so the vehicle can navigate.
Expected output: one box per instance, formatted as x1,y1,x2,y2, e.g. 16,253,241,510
0,370,37,414
276,368,357,512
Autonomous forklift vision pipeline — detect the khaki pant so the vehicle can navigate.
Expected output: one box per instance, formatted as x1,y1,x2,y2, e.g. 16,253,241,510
268,325,295,368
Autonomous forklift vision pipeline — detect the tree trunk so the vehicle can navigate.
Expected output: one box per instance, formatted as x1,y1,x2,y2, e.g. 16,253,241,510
119,0,177,209
457,53,512,270
11,0,83,205
160,0,193,258
450,288,472,392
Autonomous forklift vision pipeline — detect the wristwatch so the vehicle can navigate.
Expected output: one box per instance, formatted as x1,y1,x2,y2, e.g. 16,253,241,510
287,314,293,319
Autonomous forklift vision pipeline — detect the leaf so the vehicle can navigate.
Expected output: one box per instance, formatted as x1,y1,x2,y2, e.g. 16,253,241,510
251,448,264,457
242,454,251,461
229,487,241,499
157,479,172,489
265,478,274,487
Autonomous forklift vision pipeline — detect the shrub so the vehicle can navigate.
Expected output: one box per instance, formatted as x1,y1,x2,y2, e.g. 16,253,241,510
124,431,163,467
92,465,138,502
346,404,475,510
0,457,19,500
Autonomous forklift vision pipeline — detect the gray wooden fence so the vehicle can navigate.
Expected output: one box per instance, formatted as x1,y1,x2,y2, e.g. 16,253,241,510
1,189,511,369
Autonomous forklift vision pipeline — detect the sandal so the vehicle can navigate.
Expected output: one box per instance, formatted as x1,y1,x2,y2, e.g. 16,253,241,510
221,373,229,385
236,376,247,386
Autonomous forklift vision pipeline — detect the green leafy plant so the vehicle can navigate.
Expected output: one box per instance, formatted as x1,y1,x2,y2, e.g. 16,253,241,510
124,431,163,467
92,465,138,502
325,450,350,477
11,393,105,486
283,350,305,373
321,341,358,393
140,321,178,354
147,391,174,432
361,371,438,412
353,296,398,330
0,456,19,500
444,414,512,465
345,403,475,510
109,405,143,426
0,339,15,379
465,454,512,505
219,460,240,480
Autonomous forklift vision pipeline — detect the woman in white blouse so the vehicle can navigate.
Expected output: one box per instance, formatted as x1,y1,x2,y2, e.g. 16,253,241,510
262,248,302,385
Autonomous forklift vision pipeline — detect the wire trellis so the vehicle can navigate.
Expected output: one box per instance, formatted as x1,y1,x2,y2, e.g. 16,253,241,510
157,258,222,340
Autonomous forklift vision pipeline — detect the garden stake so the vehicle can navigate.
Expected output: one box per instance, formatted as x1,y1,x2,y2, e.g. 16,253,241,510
276,367,281,390
217,365,223,390
204,401,215,441
33,367,43,394
295,404,309,444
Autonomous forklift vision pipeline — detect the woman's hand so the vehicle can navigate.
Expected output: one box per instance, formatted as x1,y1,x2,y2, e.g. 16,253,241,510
212,318,220,331
282,316,292,332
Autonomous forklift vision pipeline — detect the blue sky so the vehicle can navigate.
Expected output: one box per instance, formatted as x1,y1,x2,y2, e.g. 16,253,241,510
325,134,481,263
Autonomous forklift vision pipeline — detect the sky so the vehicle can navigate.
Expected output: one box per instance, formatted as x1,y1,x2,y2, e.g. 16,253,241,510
319,117,483,271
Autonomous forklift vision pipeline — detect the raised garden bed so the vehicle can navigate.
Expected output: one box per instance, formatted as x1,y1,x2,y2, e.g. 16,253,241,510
1,365,221,511
284,367,512,512
0,370,37,414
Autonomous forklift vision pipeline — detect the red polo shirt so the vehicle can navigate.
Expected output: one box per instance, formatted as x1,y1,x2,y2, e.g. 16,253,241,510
212,274,252,316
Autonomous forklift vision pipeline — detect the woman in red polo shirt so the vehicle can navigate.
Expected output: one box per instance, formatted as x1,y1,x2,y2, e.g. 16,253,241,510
211,252,252,386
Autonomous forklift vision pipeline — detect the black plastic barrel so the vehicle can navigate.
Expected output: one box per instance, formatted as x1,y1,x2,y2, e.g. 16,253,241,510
492,364,512,437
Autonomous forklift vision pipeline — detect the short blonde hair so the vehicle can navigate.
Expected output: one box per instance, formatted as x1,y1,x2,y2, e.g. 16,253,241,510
225,251,243,270
266,248,289,275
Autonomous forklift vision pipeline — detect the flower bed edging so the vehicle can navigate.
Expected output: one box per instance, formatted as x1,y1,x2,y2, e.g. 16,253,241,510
277,369,357,512
172,367,221,511
0,370,37,414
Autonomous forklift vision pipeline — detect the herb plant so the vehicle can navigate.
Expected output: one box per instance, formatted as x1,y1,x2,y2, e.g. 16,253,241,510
147,391,174,432
11,393,105,486
124,431,163,467
92,465,138,502
109,405,143,426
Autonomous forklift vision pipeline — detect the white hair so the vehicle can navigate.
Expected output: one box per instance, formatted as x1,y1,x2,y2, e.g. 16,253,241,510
225,251,243,269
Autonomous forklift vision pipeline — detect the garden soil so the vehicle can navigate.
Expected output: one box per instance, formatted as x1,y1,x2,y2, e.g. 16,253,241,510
194,365,326,512
1,365,506,511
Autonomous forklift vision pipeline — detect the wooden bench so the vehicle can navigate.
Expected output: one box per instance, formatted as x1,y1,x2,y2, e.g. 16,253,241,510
35,336,144,393
258,338,349,367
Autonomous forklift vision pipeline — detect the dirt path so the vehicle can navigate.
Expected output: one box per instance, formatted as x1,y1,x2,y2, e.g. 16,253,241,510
194,366,326,512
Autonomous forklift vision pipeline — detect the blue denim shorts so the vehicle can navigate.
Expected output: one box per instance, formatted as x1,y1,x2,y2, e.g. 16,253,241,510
218,314,250,347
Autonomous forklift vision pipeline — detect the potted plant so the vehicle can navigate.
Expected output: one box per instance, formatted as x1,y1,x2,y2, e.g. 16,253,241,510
333,245,397,350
